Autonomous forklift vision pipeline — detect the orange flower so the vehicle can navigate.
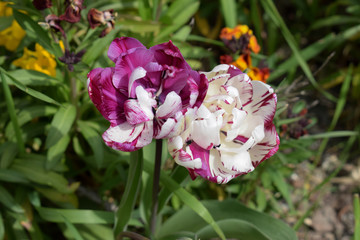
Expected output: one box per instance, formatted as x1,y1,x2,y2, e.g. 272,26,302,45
231,54,269,83
247,67,270,83
220,24,260,54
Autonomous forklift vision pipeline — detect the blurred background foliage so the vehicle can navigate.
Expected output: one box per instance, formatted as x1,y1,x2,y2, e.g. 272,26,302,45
0,0,360,239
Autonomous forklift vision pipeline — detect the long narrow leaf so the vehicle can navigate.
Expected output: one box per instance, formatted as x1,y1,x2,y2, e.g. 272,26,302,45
36,207,114,224
260,0,336,102
114,150,143,235
220,0,237,28
1,67,60,106
143,160,226,240
315,66,353,163
0,212,4,240
45,104,76,149
12,10,62,57
62,216,85,240
0,185,24,213
0,69,25,153
354,194,360,240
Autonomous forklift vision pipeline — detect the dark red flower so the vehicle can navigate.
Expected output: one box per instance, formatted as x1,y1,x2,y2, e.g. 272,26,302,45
219,55,233,64
87,8,116,37
59,0,85,23
45,14,65,36
32,0,52,10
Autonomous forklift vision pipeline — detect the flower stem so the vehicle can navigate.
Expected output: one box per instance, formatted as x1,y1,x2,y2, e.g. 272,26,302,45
150,139,162,236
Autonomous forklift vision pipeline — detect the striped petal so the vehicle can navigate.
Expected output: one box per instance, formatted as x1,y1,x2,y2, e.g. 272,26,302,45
108,37,145,63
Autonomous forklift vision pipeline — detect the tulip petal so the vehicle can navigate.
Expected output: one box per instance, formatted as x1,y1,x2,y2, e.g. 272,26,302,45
156,91,182,119
250,124,279,167
124,99,152,125
108,37,145,62
192,110,223,150
88,67,127,125
128,66,147,97
248,80,277,125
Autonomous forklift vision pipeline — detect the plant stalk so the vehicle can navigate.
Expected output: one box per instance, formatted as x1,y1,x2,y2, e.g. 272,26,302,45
150,139,162,236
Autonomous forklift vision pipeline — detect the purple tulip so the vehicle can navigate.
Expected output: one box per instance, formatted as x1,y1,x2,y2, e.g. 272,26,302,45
168,64,279,184
88,37,208,152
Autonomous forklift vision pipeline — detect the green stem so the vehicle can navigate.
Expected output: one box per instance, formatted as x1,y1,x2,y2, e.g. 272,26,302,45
150,139,162,236
1,70,25,153
114,150,143,236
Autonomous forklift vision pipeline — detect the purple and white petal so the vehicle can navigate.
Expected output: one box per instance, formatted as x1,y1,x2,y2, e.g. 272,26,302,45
156,91,182,119
108,37,145,63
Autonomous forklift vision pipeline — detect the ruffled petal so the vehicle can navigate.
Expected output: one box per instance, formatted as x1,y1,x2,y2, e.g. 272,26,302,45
247,80,277,125
124,99,152,125
226,73,253,107
250,124,279,167
102,121,153,152
88,67,127,125
108,37,145,63
156,91,182,119
150,40,191,71
192,110,223,150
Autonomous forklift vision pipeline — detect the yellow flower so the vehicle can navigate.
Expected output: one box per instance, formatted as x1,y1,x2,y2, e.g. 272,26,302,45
0,2,26,51
13,43,57,77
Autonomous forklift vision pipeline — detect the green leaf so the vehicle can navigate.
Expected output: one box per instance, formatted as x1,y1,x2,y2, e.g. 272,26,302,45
154,0,199,42
158,165,189,213
138,0,152,20
0,169,29,184
12,10,62,57
220,0,237,28
75,225,114,240
46,134,71,170
354,194,360,240
10,156,77,194
1,69,25,153
82,29,119,65
0,185,24,213
143,161,226,240
36,207,114,224
173,26,192,41
315,66,353,164
78,121,104,169
197,219,269,239
158,199,297,240
310,15,360,30
8,69,63,86
300,131,358,139
62,216,85,240
0,16,13,31
5,104,57,139
114,150,143,235
0,142,18,169
260,0,336,102
270,169,295,213
45,104,76,149
267,34,335,82
0,212,4,240
1,68,61,106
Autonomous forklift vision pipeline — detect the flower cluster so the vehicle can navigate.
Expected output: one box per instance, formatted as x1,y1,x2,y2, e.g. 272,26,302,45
0,2,26,51
88,37,279,184
33,0,116,38
13,43,57,76
88,37,208,151
220,24,270,83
